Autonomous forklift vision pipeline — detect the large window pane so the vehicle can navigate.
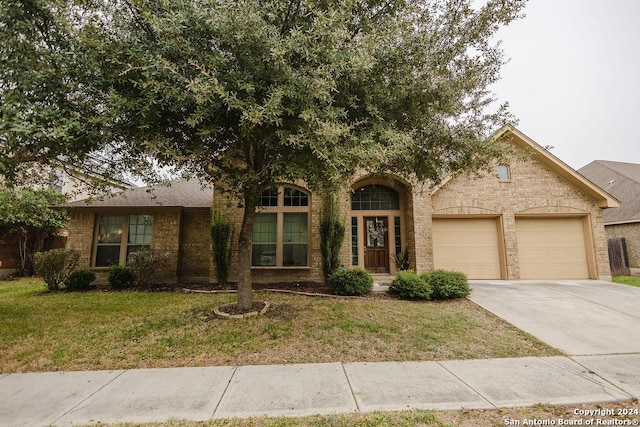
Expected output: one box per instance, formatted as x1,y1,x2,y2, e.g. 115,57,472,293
128,215,153,245
98,215,124,243
283,188,309,207
283,213,308,266
283,244,307,266
258,188,278,207
351,185,399,210
252,214,277,266
95,246,121,267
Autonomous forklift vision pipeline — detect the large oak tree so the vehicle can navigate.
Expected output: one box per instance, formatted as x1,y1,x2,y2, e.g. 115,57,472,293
2,0,525,310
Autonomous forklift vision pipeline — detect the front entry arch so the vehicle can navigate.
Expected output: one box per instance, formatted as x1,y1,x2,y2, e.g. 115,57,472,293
350,181,407,274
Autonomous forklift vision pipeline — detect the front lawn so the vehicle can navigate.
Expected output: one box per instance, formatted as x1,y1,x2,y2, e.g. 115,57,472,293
0,278,559,373
613,275,640,288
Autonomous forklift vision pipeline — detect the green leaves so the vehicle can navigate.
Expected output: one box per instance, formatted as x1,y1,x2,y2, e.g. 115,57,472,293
0,188,69,231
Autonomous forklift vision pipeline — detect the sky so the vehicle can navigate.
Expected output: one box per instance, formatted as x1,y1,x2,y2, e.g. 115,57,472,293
489,0,640,170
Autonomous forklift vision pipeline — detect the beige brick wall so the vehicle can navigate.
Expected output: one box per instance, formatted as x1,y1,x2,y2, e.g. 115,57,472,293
606,223,640,268
66,212,95,268
431,156,612,280
178,208,212,282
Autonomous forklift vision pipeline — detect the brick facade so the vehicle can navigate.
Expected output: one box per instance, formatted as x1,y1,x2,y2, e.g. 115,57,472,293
64,128,614,284
66,207,208,283
606,223,640,268
431,155,612,280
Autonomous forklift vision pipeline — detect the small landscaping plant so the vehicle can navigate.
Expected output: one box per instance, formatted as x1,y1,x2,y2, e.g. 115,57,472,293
422,270,471,300
34,248,80,291
328,268,373,296
392,248,410,271
211,208,235,287
127,250,170,290
389,270,432,300
65,269,96,291
107,264,135,290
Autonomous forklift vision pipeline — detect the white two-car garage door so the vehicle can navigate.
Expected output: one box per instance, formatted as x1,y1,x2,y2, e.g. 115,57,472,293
432,218,502,279
515,217,590,279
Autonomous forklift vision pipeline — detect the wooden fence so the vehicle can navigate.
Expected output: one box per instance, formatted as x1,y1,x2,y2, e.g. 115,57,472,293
608,237,630,276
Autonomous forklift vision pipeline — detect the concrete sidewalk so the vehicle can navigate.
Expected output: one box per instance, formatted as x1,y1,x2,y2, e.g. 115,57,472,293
1,355,639,426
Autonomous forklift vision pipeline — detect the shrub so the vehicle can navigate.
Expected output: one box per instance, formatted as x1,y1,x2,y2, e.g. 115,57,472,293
127,250,170,290
211,209,235,287
390,270,432,300
107,264,135,289
65,269,96,291
320,192,345,280
392,248,410,271
328,268,373,296
34,249,80,291
423,270,470,300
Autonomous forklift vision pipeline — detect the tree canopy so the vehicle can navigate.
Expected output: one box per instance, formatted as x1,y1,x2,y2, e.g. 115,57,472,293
1,0,526,309
0,187,69,275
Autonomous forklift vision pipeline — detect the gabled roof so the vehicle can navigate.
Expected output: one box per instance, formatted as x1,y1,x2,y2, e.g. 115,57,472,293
67,179,213,208
431,125,619,209
578,160,640,224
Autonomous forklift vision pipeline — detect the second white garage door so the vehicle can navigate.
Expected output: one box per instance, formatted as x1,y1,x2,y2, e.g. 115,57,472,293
432,218,502,279
515,217,590,279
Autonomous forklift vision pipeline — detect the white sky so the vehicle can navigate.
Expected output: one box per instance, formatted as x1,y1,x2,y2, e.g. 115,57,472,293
489,0,640,169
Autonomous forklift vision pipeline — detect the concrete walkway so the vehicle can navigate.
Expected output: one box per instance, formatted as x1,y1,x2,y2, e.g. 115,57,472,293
1,355,639,426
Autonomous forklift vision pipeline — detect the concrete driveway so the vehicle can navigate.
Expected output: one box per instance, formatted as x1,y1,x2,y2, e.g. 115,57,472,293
468,280,640,355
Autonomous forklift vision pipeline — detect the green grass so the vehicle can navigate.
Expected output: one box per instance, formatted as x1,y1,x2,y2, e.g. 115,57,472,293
0,278,560,373
613,276,640,288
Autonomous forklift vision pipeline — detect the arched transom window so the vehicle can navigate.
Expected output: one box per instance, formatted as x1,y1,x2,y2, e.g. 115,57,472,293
351,184,400,210
253,186,309,267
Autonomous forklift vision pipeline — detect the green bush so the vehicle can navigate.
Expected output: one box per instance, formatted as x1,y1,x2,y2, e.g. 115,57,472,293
107,264,135,290
34,249,80,291
328,268,373,296
423,270,470,300
65,269,96,291
127,250,169,290
390,270,432,300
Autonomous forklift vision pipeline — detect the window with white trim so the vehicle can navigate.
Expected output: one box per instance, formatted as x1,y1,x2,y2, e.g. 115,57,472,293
94,214,153,267
252,186,309,267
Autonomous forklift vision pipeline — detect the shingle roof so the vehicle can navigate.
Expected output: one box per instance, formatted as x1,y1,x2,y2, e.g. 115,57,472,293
67,179,213,208
578,160,640,224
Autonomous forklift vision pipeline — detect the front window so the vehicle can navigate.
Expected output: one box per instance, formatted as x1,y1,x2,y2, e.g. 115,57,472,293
94,215,153,267
351,184,400,210
252,186,309,267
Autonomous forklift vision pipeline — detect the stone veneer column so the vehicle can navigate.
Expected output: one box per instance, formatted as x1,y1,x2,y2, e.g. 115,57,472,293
591,210,612,281
411,188,432,273
501,212,519,280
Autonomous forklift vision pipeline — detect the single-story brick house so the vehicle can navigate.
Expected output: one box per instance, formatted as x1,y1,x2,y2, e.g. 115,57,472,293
578,160,640,269
66,125,618,283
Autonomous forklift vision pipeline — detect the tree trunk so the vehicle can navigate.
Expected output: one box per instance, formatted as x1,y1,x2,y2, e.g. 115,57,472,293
236,196,257,311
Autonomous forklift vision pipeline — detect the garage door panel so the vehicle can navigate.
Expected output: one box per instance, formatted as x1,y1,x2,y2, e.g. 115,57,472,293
432,218,501,279
516,217,589,279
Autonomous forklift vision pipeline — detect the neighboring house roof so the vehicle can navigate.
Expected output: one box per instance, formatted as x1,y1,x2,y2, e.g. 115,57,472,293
431,124,619,209
67,179,213,208
578,160,640,225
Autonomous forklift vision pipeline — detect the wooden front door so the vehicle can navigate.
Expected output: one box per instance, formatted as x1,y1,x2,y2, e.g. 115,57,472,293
364,217,389,273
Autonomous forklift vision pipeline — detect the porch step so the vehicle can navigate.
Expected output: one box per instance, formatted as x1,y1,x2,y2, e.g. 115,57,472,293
372,274,393,292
